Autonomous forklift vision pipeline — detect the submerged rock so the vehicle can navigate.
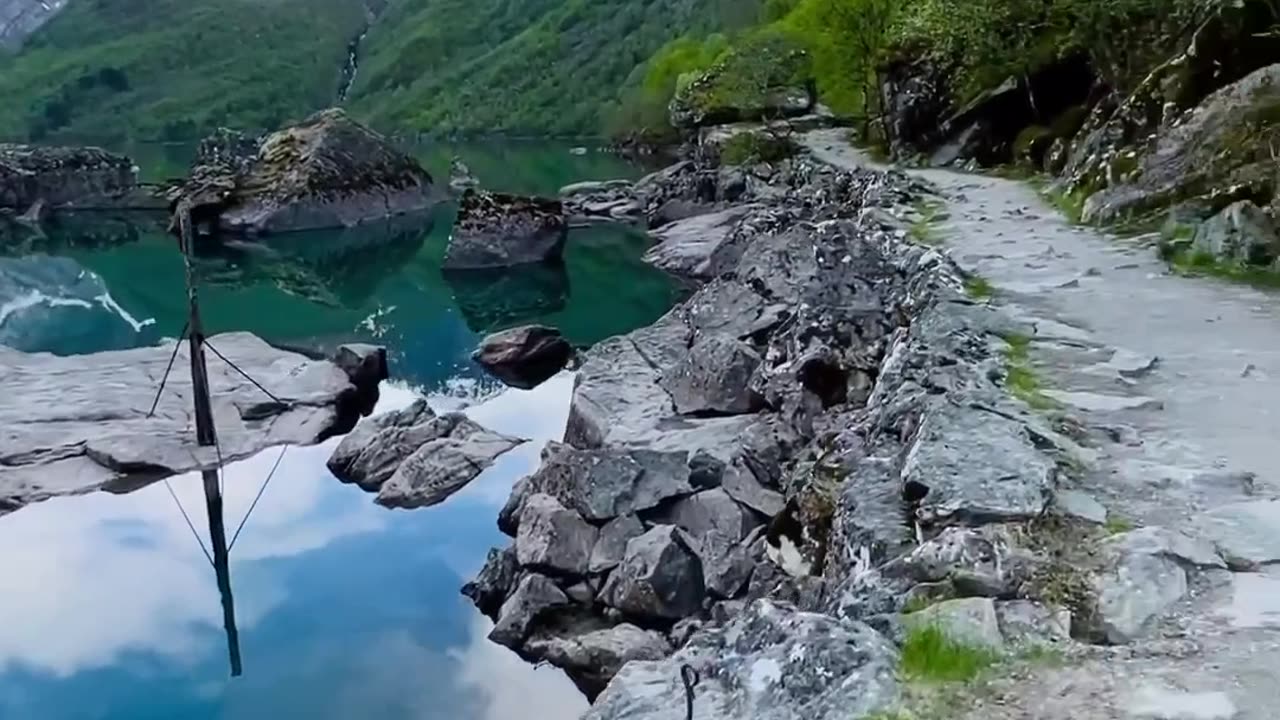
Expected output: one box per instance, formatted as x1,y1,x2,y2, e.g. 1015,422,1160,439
168,108,435,234
443,190,568,269
0,144,137,210
0,333,383,515
585,600,899,720
472,324,573,390
326,399,523,508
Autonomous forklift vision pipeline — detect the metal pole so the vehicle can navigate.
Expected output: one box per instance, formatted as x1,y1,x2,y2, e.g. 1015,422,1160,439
178,205,243,678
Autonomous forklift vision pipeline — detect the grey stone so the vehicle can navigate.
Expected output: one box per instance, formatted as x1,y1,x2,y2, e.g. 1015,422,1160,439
1106,527,1226,570
489,573,571,648
721,460,785,517
1042,390,1164,413
585,600,899,720
517,443,695,523
328,403,524,509
1126,685,1240,719
472,324,573,390
525,623,672,694
904,403,1055,524
516,493,599,575
1097,548,1189,644
0,143,136,209
169,109,436,234
1053,489,1108,524
905,597,1005,651
590,515,647,574
601,525,706,621
1,332,382,515
890,526,1037,598
462,545,520,618
443,190,567,269
1193,201,1279,266
994,600,1071,646
643,205,758,279
661,335,764,416
1195,499,1280,568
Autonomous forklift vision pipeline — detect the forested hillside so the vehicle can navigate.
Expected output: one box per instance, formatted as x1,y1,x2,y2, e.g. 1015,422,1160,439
347,0,762,135
0,0,366,142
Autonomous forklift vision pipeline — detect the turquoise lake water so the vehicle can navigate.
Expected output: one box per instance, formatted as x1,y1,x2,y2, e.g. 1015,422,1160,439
0,142,677,719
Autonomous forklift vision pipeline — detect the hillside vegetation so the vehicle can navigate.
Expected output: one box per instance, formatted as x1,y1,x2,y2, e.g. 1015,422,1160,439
0,0,366,143
347,0,763,135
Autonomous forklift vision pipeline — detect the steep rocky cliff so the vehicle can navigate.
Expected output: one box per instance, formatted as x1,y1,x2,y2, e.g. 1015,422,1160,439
0,0,68,50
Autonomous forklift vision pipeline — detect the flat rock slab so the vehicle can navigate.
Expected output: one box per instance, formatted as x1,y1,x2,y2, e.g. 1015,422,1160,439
1126,685,1239,720
643,205,758,279
1042,390,1164,413
1216,569,1280,629
1195,499,1280,568
1,332,381,514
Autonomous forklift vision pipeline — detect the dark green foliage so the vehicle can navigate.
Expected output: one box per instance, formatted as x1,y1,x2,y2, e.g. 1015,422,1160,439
0,0,366,143
719,131,797,165
349,0,764,136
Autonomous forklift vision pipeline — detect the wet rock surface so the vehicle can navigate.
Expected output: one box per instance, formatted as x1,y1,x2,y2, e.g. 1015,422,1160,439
443,189,568,269
472,324,573,390
167,108,435,234
326,399,523,508
1,333,384,515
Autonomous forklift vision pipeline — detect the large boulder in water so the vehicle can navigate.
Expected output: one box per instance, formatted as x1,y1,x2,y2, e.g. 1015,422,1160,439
167,108,436,234
443,190,568,269
0,144,136,210
472,324,574,390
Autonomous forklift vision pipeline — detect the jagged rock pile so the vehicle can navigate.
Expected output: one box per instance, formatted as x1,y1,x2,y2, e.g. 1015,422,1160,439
166,108,436,234
464,151,1088,713
0,143,136,211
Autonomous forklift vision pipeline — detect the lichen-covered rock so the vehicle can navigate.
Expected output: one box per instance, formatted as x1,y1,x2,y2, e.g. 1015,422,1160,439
585,600,899,720
1191,200,1280,266
905,597,1005,651
489,573,571,648
0,143,136,210
443,190,567,269
326,400,523,508
601,525,706,621
524,624,672,697
462,545,520,617
1095,527,1225,643
472,324,574,390
516,493,600,575
167,108,436,234
661,335,764,416
669,33,814,130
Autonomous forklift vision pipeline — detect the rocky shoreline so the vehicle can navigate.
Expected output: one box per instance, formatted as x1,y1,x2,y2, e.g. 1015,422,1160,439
456,136,1126,716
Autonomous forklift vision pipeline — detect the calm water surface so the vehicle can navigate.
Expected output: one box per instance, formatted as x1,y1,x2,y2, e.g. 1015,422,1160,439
0,143,677,719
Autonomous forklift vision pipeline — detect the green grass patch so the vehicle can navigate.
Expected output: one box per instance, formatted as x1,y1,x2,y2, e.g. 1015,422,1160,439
1000,333,1059,411
900,625,1001,683
908,199,948,246
1041,186,1091,224
964,275,994,299
1104,515,1135,535
1165,249,1280,290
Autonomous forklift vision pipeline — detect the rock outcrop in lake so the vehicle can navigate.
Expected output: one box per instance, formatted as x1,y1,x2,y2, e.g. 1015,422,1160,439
0,144,137,212
327,399,523,508
464,140,1082,710
442,190,568,269
166,108,436,235
472,324,574,390
0,333,384,516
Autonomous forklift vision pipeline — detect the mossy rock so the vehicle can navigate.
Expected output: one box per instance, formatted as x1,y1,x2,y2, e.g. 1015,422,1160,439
669,31,815,129
1013,125,1054,166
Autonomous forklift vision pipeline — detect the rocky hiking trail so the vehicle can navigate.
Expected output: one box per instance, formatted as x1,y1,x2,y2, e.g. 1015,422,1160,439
804,128,1280,720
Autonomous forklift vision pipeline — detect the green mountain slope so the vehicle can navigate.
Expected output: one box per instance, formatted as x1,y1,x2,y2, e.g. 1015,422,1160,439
348,0,762,135
0,0,367,143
